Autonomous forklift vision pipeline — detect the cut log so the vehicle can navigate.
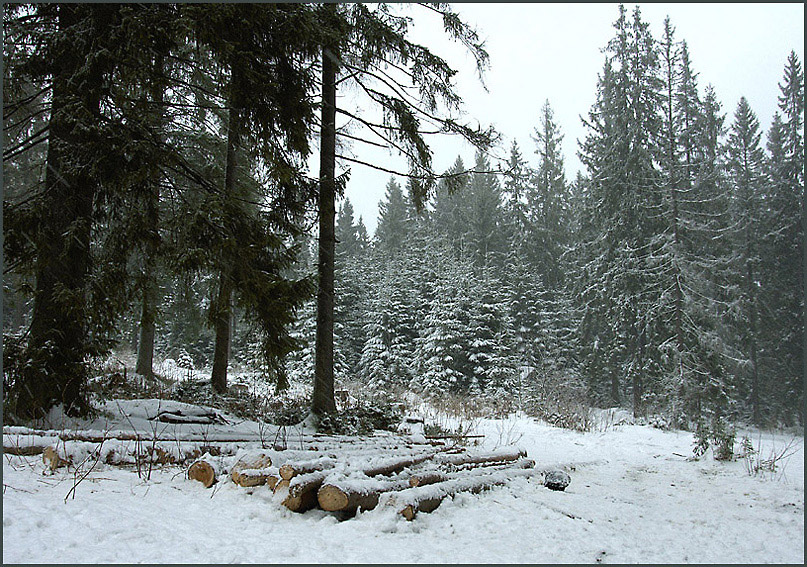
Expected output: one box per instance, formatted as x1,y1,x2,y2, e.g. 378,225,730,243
43,446,70,471
408,470,448,488
362,451,441,477
230,452,273,487
3,445,45,456
282,470,331,512
384,467,541,520
317,477,412,512
436,447,527,469
278,457,336,481
188,457,220,488
408,459,536,488
232,469,279,489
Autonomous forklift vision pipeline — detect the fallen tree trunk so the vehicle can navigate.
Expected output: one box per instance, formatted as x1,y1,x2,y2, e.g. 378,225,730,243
3,427,437,450
278,457,337,481
317,477,412,512
409,458,536,487
188,455,222,488
362,452,439,477
230,451,275,488
436,447,527,469
384,467,541,520
281,450,444,513
3,445,46,456
280,470,331,512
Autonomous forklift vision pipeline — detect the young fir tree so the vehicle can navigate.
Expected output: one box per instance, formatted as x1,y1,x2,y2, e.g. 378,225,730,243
501,140,532,253
530,99,568,290
374,177,412,257
465,150,506,270
431,156,471,259
335,197,368,377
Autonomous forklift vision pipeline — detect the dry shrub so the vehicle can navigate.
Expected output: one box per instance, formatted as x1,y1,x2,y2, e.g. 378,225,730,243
523,368,593,432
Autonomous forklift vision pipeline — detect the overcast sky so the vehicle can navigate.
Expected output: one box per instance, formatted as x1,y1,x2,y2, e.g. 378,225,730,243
331,3,804,235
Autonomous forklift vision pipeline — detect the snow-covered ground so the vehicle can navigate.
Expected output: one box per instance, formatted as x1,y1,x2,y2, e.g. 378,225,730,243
3,404,803,564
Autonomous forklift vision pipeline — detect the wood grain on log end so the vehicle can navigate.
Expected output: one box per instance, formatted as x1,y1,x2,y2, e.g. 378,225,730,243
188,460,216,488
317,484,349,511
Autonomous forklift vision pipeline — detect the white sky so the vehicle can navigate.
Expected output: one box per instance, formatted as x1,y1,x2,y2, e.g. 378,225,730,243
328,3,804,235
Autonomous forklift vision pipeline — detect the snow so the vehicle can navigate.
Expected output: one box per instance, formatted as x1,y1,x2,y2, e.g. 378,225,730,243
3,409,803,564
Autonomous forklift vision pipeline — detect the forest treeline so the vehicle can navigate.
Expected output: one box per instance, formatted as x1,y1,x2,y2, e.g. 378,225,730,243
3,4,803,428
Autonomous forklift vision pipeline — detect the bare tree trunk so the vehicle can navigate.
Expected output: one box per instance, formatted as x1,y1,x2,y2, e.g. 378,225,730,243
135,54,165,379
210,74,240,395
312,38,339,416
135,296,156,378
211,272,232,395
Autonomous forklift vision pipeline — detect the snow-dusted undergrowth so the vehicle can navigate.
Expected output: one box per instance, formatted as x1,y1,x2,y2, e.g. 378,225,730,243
2,398,803,564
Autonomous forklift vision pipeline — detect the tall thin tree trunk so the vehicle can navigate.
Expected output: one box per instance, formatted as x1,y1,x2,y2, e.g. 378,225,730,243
748,258,761,425
210,74,240,395
135,293,156,378
135,55,165,379
312,41,339,416
211,272,232,394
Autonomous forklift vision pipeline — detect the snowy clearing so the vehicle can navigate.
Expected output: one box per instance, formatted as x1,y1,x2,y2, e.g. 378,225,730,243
2,405,803,564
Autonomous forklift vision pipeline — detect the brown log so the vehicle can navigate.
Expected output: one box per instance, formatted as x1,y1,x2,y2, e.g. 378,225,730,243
388,467,541,520
3,445,46,456
230,452,273,487
274,478,290,493
43,446,71,471
278,457,335,481
188,459,218,488
408,470,449,488
362,451,440,477
317,478,412,512
410,458,536,487
281,470,331,512
436,447,527,469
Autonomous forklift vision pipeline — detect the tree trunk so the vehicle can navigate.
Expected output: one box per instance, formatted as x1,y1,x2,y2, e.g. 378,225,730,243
210,73,241,395
135,294,156,378
211,272,232,395
312,38,339,416
748,258,761,425
135,55,166,379
17,5,109,419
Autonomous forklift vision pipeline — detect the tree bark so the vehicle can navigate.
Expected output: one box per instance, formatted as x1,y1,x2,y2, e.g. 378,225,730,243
210,72,241,395
390,467,541,521
211,272,233,394
135,295,156,378
135,55,166,379
312,36,339,416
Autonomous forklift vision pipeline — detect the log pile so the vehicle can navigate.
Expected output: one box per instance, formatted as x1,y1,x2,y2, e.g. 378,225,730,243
4,425,569,521
204,440,560,521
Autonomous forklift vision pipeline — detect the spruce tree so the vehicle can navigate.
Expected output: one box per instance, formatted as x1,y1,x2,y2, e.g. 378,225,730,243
725,97,768,424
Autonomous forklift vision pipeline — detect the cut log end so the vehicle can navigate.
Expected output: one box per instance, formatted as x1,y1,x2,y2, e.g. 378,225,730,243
282,489,319,513
279,464,296,480
401,504,417,521
188,460,216,488
317,484,350,512
43,446,69,471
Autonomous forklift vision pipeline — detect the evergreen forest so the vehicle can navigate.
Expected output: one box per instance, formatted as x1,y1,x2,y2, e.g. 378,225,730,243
3,3,804,432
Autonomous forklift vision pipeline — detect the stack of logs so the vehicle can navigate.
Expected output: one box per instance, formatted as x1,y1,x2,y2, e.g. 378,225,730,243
189,442,566,520
3,427,570,520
